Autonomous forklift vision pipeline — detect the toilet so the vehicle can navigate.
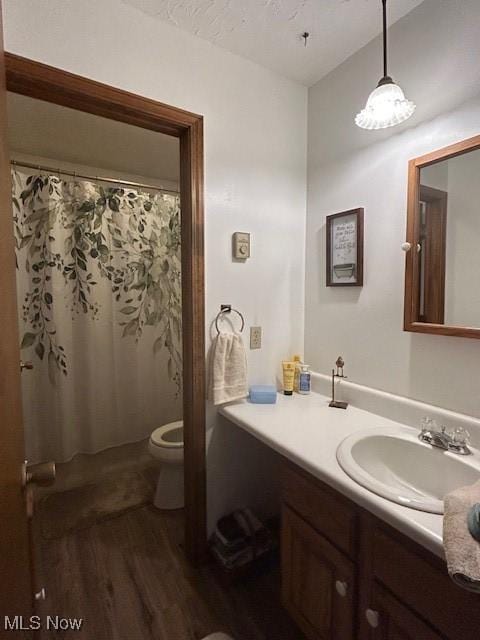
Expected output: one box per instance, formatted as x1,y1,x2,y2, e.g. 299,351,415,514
148,420,184,509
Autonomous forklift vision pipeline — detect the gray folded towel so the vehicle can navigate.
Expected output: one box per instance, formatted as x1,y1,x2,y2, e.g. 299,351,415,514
444,480,480,593
467,503,480,542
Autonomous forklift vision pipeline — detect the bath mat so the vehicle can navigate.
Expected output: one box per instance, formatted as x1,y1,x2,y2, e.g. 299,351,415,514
38,470,153,539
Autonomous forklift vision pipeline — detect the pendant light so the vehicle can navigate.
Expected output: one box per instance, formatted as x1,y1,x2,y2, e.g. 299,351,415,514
355,0,415,130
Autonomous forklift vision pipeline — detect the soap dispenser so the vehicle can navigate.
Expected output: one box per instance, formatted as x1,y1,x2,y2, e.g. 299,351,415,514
298,364,311,395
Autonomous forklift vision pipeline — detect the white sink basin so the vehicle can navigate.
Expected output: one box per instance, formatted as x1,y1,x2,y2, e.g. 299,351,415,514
336,426,480,514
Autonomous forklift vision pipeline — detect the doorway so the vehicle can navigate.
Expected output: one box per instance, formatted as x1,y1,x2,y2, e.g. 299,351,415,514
1,52,206,615
417,184,448,324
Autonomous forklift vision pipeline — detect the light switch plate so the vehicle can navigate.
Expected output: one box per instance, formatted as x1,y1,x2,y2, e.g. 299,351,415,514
250,326,262,349
233,232,250,260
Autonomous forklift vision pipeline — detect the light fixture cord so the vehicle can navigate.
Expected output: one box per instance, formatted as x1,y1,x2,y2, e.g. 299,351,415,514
382,0,388,78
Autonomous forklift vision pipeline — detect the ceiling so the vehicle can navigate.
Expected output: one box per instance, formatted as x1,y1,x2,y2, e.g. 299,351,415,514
123,0,425,86
7,93,180,186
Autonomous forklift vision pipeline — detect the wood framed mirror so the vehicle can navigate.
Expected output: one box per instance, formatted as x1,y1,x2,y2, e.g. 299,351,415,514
404,134,480,339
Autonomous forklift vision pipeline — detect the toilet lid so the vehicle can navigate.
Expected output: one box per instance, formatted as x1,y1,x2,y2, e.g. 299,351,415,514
150,420,183,448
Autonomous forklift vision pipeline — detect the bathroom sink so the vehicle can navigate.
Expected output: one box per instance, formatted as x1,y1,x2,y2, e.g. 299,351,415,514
336,426,480,514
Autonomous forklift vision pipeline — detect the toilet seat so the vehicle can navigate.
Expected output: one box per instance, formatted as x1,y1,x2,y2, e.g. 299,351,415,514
149,420,184,509
150,420,183,449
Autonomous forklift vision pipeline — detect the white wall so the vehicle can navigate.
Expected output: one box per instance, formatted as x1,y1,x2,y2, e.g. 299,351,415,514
3,0,307,531
309,0,480,167
7,92,180,190
421,162,448,192
306,0,480,419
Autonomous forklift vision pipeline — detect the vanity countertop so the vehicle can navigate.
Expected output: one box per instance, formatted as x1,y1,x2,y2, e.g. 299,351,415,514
219,391,446,559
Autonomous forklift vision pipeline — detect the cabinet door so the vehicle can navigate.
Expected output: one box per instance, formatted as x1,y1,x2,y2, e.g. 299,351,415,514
281,504,355,640
365,582,443,640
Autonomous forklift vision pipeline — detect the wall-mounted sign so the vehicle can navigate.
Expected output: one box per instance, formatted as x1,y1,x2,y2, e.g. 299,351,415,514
326,208,364,287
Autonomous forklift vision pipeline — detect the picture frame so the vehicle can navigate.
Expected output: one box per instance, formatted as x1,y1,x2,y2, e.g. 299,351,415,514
326,208,364,287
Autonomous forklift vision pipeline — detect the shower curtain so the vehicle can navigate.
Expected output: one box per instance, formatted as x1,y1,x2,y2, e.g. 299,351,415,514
12,169,182,463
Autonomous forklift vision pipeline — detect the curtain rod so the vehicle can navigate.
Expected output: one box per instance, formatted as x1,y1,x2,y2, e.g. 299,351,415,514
10,160,180,196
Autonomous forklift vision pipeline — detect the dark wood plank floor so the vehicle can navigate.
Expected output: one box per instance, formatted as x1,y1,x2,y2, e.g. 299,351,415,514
34,506,304,640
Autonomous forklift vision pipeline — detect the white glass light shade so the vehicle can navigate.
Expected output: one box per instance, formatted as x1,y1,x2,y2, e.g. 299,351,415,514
355,81,415,130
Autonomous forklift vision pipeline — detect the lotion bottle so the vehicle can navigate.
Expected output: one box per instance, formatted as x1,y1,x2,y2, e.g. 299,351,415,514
282,361,295,396
292,354,302,392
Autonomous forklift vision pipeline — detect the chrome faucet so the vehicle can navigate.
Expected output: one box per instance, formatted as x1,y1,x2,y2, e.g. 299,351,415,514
418,418,471,456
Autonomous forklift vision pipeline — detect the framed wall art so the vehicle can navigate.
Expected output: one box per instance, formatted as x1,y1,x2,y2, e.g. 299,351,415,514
326,208,364,287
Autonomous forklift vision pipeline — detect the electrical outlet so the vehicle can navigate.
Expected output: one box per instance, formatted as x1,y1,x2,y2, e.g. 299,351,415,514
250,326,262,349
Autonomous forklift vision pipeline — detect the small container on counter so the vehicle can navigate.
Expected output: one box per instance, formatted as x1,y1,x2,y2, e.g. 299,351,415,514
249,385,277,404
282,361,295,396
292,354,302,392
298,364,311,395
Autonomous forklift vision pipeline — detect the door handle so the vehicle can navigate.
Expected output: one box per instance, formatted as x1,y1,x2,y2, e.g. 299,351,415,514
365,608,380,628
22,461,55,518
22,460,56,488
401,242,421,253
20,360,34,371
35,588,46,601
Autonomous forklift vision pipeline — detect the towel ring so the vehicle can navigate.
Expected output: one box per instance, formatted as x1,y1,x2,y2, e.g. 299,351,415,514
215,305,245,334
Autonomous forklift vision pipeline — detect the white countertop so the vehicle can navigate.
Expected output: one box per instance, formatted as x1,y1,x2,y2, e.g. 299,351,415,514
220,391,445,559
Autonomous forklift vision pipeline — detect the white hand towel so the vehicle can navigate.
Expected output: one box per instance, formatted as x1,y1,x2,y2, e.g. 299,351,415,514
443,479,480,593
209,332,247,406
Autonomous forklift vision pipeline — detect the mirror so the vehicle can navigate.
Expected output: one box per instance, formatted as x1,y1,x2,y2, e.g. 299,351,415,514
404,135,480,339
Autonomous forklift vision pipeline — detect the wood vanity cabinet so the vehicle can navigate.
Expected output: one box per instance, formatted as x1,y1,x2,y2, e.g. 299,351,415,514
367,582,444,640
280,460,480,640
281,505,355,640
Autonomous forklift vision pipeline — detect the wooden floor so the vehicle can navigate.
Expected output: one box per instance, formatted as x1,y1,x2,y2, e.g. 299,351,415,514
34,505,304,640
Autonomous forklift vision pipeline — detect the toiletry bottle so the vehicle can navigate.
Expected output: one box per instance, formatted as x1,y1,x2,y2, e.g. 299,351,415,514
282,361,296,396
292,354,302,392
299,364,311,395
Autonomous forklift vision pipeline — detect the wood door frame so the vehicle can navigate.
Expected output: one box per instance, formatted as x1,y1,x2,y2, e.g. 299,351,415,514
417,185,448,324
404,134,480,339
5,53,207,562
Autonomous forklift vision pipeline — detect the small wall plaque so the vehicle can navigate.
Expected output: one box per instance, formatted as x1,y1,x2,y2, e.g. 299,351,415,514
326,208,364,287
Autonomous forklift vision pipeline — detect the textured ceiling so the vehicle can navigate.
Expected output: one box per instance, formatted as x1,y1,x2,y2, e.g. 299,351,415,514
123,0,425,85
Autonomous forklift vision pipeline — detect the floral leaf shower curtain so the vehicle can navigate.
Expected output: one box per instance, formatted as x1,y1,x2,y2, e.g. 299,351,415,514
12,169,183,463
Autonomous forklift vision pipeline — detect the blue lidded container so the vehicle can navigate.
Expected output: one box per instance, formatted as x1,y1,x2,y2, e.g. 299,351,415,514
249,385,277,404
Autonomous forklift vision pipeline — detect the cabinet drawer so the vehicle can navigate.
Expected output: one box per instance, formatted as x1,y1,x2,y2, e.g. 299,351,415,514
372,527,480,640
281,462,357,558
